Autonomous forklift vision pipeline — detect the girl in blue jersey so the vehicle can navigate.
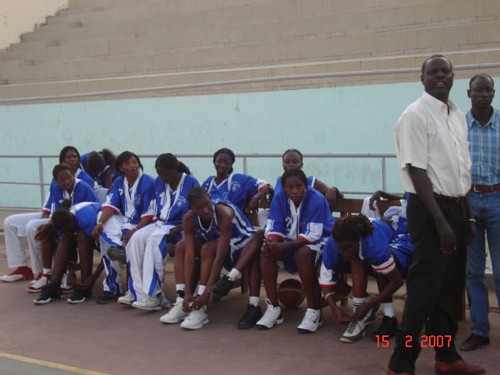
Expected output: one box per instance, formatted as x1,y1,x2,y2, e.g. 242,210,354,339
34,201,102,304
90,151,156,303
121,154,199,311
80,148,116,189
202,148,272,219
29,163,98,293
274,148,342,210
160,187,262,330
332,213,413,343
257,168,334,333
318,236,352,324
1,146,96,285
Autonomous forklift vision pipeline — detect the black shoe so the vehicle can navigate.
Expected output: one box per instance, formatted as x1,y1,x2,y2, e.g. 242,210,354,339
33,281,62,305
459,333,490,351
211,275,234,298
96,291,120,304
107,246,126,263
237,304,262,329
371,316,398,340
67,287,92,304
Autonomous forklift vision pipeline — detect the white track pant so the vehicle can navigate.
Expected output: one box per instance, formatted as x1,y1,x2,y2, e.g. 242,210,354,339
125,222,173,302
4,212,47,274
99,214,132,295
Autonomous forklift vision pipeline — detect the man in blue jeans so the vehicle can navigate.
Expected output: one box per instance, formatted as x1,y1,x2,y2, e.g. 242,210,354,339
460,74,500,352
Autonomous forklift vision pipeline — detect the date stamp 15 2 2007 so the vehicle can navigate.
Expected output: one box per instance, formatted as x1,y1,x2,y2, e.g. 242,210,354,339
375,335,452,349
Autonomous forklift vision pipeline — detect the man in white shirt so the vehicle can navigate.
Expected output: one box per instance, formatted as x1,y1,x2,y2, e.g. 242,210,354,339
386,55,485,375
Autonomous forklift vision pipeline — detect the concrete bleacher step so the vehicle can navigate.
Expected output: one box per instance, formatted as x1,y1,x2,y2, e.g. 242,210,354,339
2,48,500,104
1,17,498,85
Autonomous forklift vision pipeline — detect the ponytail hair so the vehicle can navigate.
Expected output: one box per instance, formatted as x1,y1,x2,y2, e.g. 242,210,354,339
155,153,191,175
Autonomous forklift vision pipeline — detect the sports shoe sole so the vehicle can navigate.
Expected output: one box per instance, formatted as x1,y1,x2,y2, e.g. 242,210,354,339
181,317,209,330
1,275,24,282
297,320,323,334
33,297,58,305
255,317,284,330
131,302,164,311
160,312,188,324
340,328,366,343
67,297,87,304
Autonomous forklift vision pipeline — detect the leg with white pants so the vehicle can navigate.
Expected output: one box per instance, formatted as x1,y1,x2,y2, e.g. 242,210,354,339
4,212,42,269
99,214,127,295
125,223,157,301
142,224,175,302
26,217,50,275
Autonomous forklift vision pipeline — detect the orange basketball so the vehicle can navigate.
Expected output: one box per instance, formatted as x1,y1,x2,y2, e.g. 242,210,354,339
277,278,305,308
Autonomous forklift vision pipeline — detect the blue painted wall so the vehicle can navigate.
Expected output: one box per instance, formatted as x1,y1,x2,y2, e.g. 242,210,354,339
0,78,496,208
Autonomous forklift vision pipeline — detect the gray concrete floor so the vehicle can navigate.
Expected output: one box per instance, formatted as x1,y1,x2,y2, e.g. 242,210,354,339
0,233,498,375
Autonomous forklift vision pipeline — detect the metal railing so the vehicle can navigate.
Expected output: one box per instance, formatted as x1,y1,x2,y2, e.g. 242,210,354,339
0,152,398,208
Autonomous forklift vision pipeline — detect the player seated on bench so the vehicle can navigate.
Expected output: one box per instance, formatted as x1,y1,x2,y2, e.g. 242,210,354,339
202,147,272,223
331,210,413,344
160,187,262,330
120,154,199,310
34,201,102,305
256,168,333,333
91,151,156,304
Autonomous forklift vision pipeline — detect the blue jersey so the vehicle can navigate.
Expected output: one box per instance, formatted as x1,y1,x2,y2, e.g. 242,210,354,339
274,175,315,196
319,236,343,287
155,173,200,226
71,202,102,237
202,173,267,212
359,220,413,275
265,188,333,245
103,173,156,225
193,199,256,244
43,178,99,214
80,152,114,187
75,167,97,189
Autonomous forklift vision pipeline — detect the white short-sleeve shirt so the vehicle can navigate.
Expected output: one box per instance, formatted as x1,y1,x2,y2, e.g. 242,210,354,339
395,92,471,197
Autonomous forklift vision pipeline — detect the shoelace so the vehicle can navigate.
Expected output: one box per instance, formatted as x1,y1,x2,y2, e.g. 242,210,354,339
345,321,360,334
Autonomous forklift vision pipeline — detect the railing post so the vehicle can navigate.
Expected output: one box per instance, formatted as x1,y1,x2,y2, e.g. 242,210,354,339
243,156,248,175
39,157,45,207
382,157,387,192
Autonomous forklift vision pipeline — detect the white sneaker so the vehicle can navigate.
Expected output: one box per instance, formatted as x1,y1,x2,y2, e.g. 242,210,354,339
340,320,366,343
160,298,188,324
26,274,50,293
180,306,209,330
132,295,166,311
297,308,322,333
255,298,283,330
117,291,135,306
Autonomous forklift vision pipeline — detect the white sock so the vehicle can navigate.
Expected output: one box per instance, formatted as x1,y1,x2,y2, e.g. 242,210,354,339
197,285,206,296
42,268,52,275
249,296,260,306
382,303,395,318
227,268,241,281
352,296,367,313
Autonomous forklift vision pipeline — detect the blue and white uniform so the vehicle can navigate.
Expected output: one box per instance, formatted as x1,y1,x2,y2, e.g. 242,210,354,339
193,199,256,269
126,173,200,303
265,188,334,273
25,178,99,275
70,202,102,237
98,173,156,295
43,178,98,215
202,173,268,213
80,152,113,202
358,220,413,276
319,236,346,288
